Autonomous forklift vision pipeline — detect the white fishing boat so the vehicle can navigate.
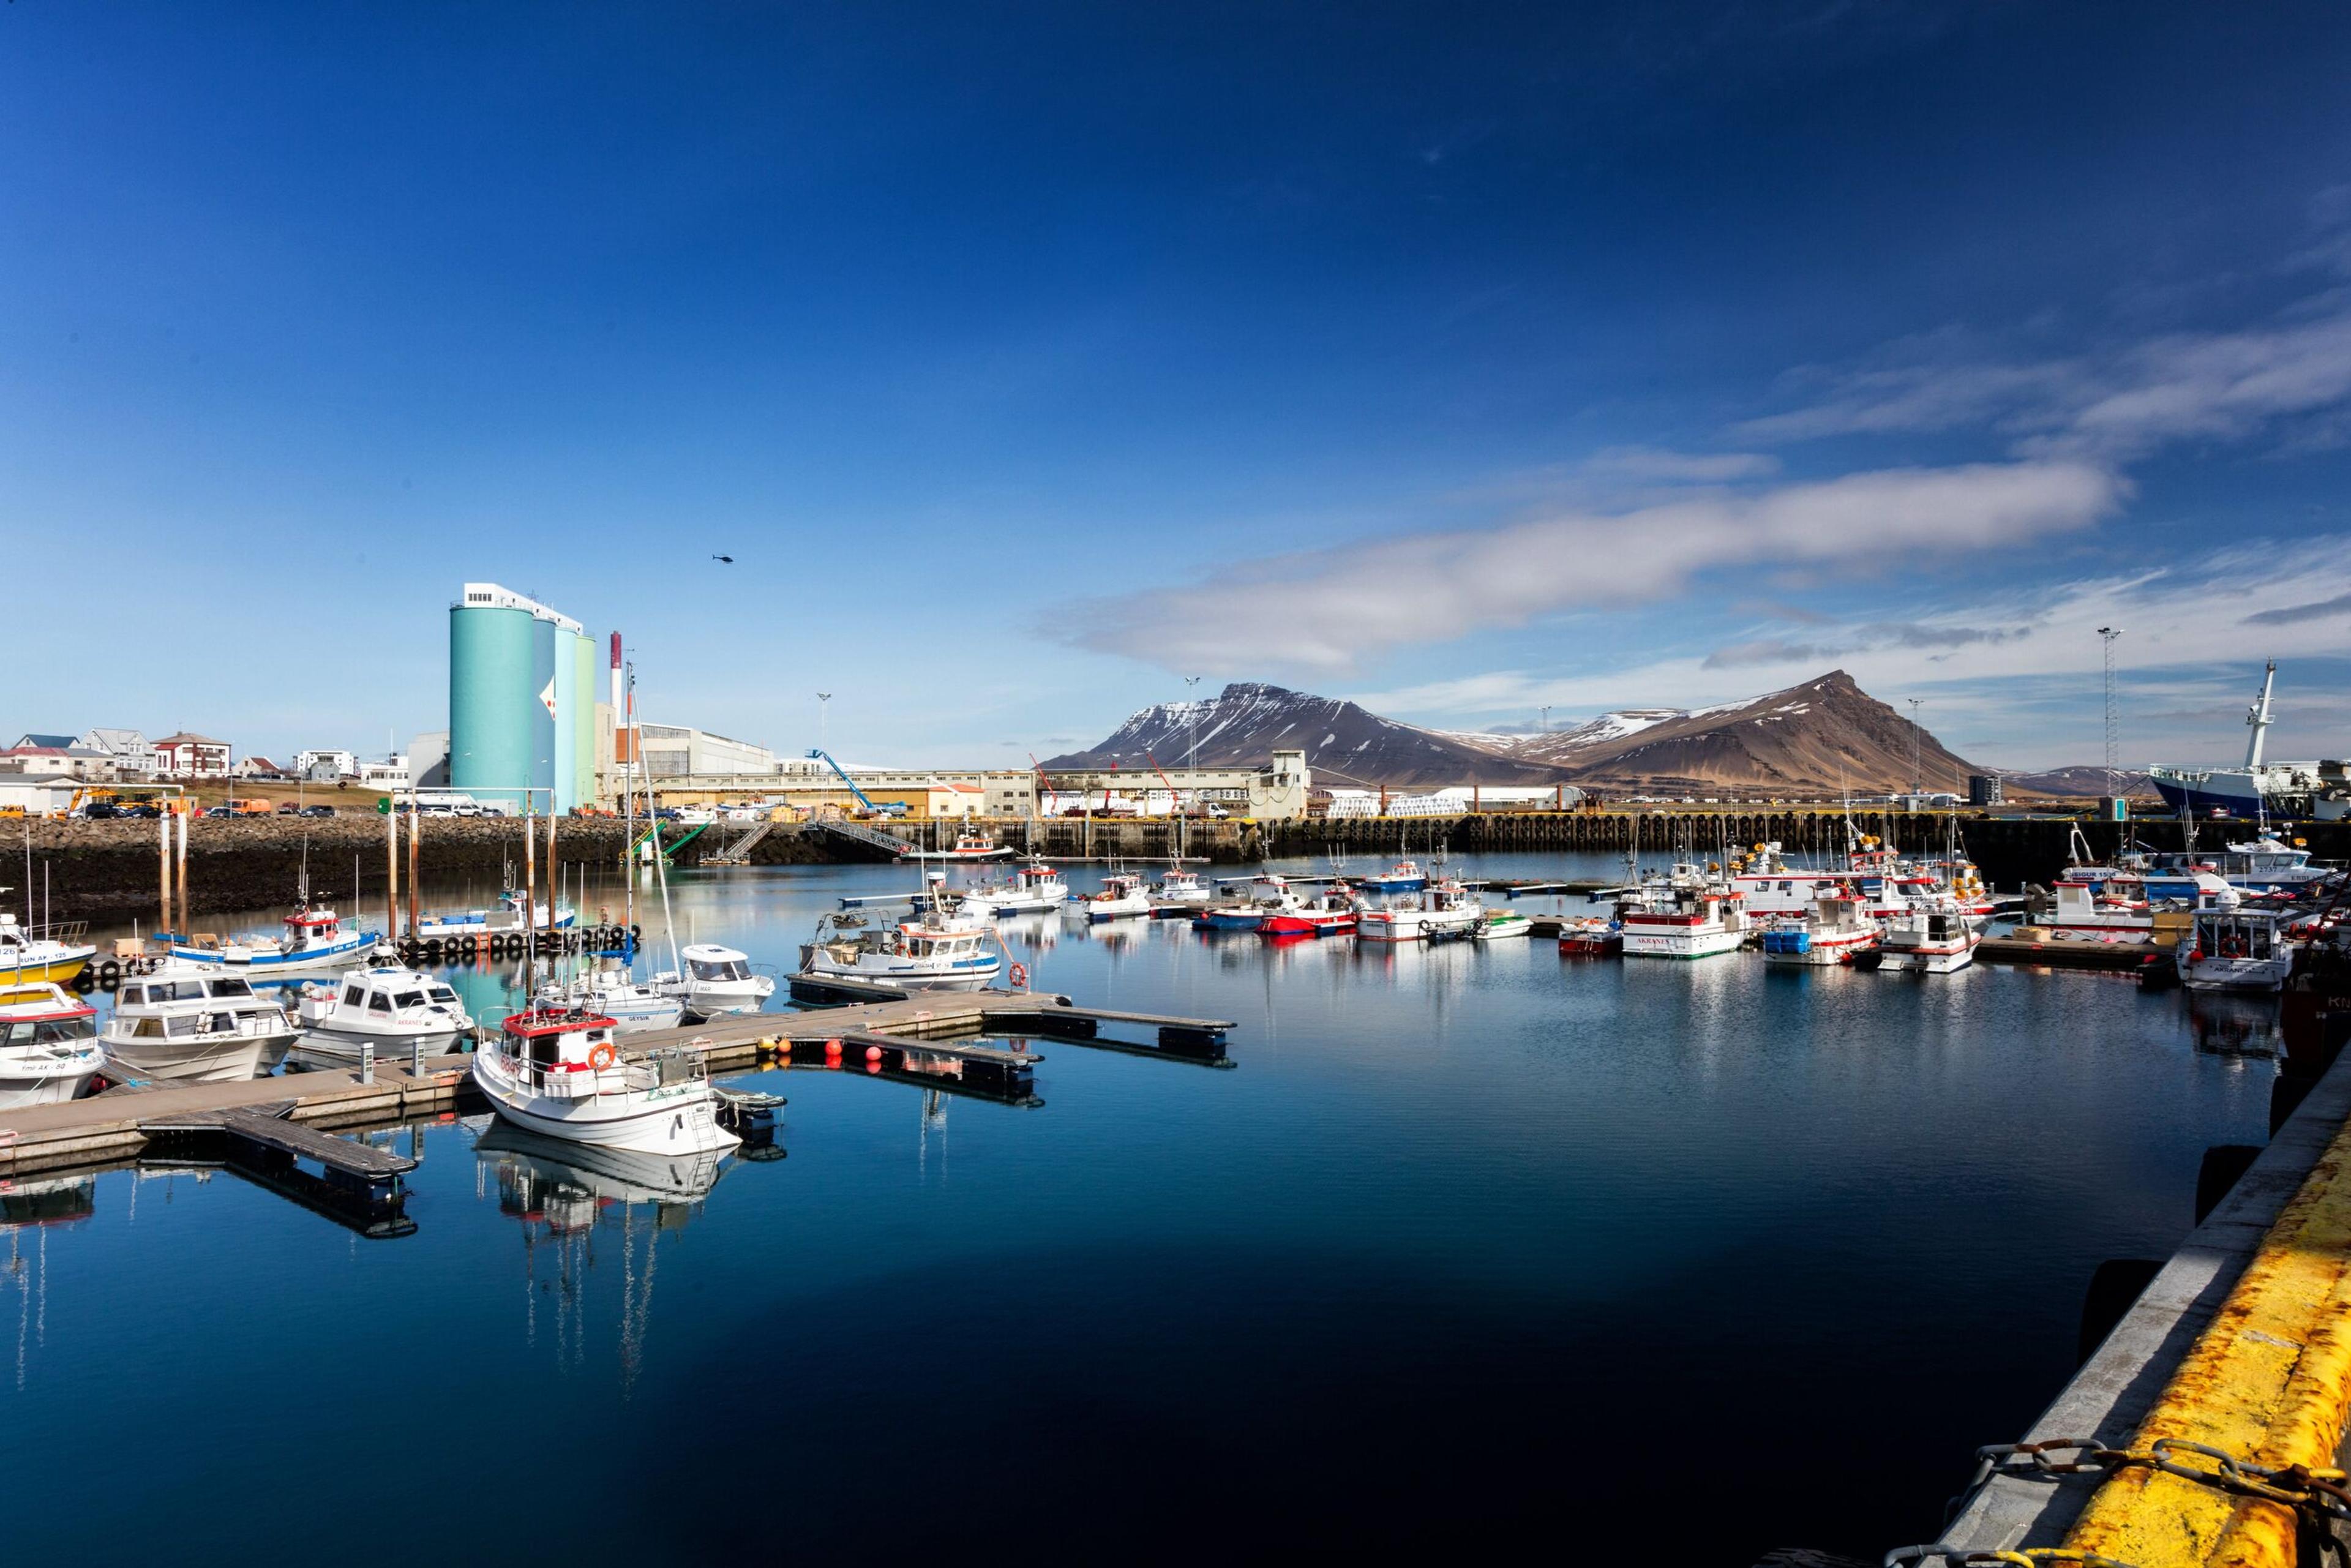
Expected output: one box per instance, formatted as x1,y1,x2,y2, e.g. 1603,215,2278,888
956,861,1070,917
535,956,686,1035
1877,898,1981,974
170,904,380,976
1759,892,1881,967
1472,910,1533,941
653,943,774,1021
1073,872,1153,921
799,906,1002,990
0,909,96,988
2176,899,2298,994
0,984,105,1108
472,1006,738,1157
1618,883,1749,959
101,964,296,1081
1194,874,1303,932
291,966,475,1070
413,889,577,940
902,832,1015,861
1419,880,1488,942
1150,861,1214,907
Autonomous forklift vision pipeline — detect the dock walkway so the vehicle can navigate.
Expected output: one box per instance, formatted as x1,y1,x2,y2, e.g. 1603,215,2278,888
0,985,1237,1177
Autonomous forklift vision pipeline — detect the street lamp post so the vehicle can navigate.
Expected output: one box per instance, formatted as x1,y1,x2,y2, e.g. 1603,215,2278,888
816,692,832,754
1183,675,1202,858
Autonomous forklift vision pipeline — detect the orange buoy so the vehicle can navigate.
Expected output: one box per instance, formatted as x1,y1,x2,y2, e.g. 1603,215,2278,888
824,1037,843,1059
865,1044,883,1063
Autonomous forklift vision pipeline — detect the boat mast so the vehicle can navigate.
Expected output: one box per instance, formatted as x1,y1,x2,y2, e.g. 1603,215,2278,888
621,661,637,954
2245,660,2277,770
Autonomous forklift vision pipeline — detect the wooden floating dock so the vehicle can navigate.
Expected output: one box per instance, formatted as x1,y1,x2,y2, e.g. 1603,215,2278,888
135,1102,419,1239
1974,931,2165,973
0,984,1240,1179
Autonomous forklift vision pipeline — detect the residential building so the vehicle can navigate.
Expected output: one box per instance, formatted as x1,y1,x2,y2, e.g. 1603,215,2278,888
358,756,411,790
295,749,358,779
0,745,126,782
154,732,232,779
231,756,287,780
76,729,156,778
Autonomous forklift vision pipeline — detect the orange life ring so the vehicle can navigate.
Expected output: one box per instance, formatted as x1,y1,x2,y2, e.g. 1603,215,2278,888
587,1041,618,1071
1010,962,1029,989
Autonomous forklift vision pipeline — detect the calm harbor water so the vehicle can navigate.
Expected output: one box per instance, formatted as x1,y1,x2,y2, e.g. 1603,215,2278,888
4,853,2281,1563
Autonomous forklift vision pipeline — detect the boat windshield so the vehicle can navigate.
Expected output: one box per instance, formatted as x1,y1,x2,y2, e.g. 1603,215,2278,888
690,958,748,981
1,1017,94,1046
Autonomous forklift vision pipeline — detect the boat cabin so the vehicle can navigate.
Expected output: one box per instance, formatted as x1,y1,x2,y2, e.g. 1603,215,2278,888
0,988,97,1046
896,924,987,962
500,1008,620,1071
685,949,751,983
324,969,463,1019
2189,907,2284,966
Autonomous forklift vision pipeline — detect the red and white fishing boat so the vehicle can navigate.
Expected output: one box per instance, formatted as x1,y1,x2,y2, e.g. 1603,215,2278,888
1877,896,1981,973
0,983,105,1108
1619,883,1749,959
1758,892,1880,966
1260,890,1359,938
473,1006,739,1156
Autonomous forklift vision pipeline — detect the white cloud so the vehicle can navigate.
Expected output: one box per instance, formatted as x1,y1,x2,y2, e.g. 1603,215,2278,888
1578,445,1782,481
1057,459,2120,675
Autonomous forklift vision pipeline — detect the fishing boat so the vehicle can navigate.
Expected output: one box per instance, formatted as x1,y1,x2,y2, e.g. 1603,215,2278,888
0,909,96,989
1472,910,1533,941
535,955,686,1035
101,964,296,1081
903,831,1015,861
1557,917,1623,958
955,861,1070,917
798,906,1002,990
1618,883,1749,959
1876,897,1981,974
0,984,105,1108
1193,875,1302,932
1419,880,1488,943
653,943,775,1021
169,904,380,976
472,1006,739,1157
2176,899,2298,994
290,966,475,1070
1150,861,1214,907
413,889,576,941
1759,892,1880,967
1073,872,1153,921
1260,890,1359,938
1357,860,1430,893
2148,662,2351,822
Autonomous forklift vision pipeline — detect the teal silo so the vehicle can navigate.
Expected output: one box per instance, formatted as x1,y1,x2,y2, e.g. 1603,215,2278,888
528,615,558,809
569,630,597,809
448,601,536,809
552,626,579,809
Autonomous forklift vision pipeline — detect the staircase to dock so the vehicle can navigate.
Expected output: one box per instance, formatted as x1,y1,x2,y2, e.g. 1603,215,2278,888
704,821,775,866
811,818,913,857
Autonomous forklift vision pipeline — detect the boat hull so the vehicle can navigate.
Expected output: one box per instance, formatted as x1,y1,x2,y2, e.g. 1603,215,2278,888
0,1051,102,1108
1473,917,1532,941
1193,910,1266,932
0,950,96,987
290,1024,468,1071
472,1063,739,1157
1621,926,1746,959
101,1033,272,1084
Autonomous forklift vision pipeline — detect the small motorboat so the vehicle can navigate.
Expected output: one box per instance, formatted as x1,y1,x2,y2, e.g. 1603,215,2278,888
102,964,297,1081
0,984,105,1108
472,1006,739,1157
1073,873,1153,921
799,907,1002,991
1356,895,1427,943
1260,891,1359,938
1472,910,1533,941
291,965,476,1070
1557,918,1623,957
0,911,96,988
904,832,1014,861
654,943,775,1021
1357,860,1430,894
170,903,380,976
536,955,686,1035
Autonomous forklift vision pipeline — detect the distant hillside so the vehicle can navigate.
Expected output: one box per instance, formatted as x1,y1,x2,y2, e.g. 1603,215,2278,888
1054,671,1982,793
2000,765,2157,800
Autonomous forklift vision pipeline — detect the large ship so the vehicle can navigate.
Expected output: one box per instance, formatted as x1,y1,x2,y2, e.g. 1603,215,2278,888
2148,662,2350,821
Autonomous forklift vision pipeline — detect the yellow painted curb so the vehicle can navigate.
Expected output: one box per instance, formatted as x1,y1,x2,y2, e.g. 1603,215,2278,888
2064,1113,2351,1567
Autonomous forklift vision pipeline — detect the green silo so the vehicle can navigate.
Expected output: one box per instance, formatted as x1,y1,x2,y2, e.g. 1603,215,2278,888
449,598,536,809
552,626,579,809
570,630,597,809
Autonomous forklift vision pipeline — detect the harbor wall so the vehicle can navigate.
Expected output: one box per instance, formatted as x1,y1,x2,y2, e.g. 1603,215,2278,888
22,811,2350,922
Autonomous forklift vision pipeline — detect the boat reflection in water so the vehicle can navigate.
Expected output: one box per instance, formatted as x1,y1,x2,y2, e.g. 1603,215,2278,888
473,1122,730,1389
2187,990,2287,1060
1,1172,95,1390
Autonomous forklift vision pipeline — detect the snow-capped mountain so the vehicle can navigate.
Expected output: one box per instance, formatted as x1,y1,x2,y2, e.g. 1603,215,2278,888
1048,672,1982,793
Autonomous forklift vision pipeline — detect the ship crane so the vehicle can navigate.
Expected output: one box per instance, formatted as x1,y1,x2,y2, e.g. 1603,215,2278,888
2246,659,2277,770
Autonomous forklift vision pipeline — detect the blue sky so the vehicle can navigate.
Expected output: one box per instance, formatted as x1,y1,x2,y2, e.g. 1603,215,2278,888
9,2,2351,770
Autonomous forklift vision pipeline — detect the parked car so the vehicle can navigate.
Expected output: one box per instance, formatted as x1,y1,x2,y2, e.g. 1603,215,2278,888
81,801,125,819
299,804,335,818
277,802,302,815
203,805,235,818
